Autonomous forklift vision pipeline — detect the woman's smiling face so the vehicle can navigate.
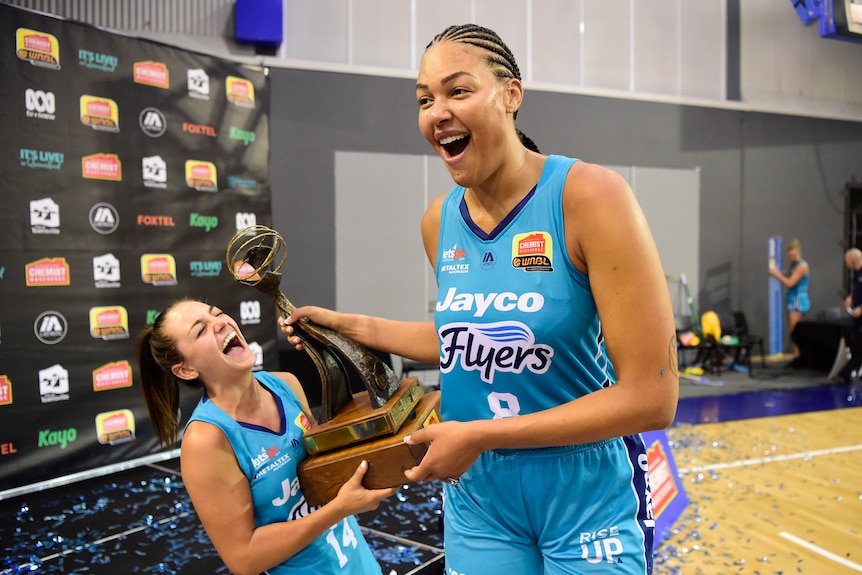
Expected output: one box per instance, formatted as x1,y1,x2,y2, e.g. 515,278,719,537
416,41,512,186
162,300,255,381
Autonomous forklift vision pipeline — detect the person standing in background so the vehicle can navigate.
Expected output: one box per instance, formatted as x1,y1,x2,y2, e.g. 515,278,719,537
769,239,810,367
282,23,678,574
838,248,862,381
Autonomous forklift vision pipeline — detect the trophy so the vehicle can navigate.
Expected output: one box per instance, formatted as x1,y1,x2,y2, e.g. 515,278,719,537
227,225,440,506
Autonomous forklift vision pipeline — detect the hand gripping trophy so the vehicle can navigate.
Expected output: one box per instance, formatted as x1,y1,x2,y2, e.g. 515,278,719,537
227,225,440,505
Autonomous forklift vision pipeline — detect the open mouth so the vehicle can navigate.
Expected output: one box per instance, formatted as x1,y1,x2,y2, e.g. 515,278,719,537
440,134,470,158
222,332,244,356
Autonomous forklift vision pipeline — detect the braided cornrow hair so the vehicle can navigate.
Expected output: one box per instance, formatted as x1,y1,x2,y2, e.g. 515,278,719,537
427,24,540,153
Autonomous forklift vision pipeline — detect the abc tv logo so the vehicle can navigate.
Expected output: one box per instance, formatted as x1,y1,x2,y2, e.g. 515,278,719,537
25,88,56,119
239,300,261,325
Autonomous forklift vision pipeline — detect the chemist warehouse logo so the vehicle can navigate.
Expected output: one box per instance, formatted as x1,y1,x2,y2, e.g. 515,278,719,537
82,153,122,181
141,254,178,286
512,231,553,272
96,409,135,445
133,60,169,89
80,95,119,132
226,75,255,108
89,305,130,340
26,257,69,287
16,28,60,70
436,288,553,384
186,160,218,192
92,361,133,392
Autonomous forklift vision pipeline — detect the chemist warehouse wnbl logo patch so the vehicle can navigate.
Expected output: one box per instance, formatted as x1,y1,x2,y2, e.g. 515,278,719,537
512,231,553,272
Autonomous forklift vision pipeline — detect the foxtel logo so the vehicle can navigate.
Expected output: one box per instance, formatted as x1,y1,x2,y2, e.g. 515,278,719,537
183,122,216,137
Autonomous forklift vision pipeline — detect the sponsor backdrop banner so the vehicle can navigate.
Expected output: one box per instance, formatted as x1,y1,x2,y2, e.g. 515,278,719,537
0,4,275,493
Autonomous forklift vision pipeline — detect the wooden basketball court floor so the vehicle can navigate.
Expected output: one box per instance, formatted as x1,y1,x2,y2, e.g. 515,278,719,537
655,404,862,574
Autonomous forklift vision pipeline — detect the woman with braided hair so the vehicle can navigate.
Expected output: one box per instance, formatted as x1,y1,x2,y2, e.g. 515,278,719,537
282,24,678,573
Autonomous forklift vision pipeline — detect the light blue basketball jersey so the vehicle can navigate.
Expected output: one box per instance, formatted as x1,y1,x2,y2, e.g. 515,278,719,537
434,156,654,574
435,155,615,423
786,259,810,312
185,371,381,574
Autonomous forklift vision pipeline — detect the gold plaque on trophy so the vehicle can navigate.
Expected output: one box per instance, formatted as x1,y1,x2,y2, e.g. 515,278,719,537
227,225,439,506
298,389,440,507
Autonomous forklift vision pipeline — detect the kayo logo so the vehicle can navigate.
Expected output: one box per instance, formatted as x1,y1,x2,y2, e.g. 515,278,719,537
229,126,255,145
38,427,77,449
190,213,218,231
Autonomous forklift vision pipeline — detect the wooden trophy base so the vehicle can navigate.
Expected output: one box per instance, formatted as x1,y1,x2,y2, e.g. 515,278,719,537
303,377,424,454
298,389,441,506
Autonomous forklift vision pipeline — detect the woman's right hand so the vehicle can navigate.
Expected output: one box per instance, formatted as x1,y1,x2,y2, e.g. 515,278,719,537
332,460,399,515
278,306,339,351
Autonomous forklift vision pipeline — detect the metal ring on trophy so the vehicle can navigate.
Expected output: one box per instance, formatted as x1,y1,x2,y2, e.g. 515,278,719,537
226,225,287,287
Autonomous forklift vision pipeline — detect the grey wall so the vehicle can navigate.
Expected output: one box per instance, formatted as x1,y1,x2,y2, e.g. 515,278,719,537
270,67,862,356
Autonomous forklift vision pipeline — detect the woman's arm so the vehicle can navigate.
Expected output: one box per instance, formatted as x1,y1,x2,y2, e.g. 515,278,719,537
404,162,679,481
281,311,439,365
769,261,809,288
181,422,395,575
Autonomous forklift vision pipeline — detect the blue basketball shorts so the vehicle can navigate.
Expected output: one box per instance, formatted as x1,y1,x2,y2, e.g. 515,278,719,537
787,293,810,313
442,435,654,575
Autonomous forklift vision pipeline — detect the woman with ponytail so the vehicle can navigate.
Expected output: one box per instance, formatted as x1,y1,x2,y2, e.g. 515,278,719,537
137,299,394,575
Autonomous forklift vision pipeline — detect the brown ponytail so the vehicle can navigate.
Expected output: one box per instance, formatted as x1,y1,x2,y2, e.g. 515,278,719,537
136,299,201,447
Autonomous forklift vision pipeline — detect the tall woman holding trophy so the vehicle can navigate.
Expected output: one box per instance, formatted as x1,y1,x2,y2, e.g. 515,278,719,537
137,298,396,575
282,24,679,574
